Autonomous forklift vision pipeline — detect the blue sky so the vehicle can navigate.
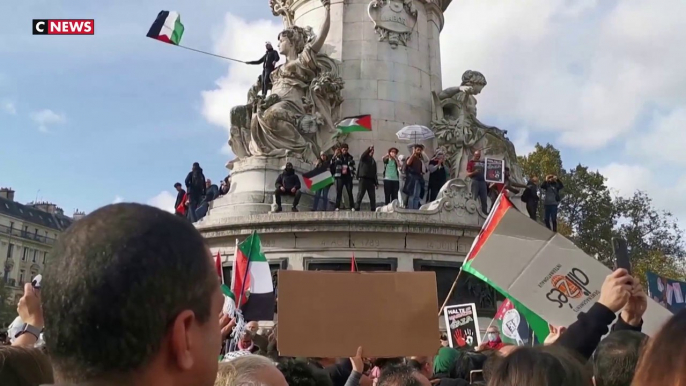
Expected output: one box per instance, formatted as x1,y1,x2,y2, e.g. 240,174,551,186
2,0,686,221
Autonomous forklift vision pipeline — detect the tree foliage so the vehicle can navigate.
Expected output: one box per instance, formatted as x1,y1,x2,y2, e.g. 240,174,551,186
0,281,17,328
520,142,686,282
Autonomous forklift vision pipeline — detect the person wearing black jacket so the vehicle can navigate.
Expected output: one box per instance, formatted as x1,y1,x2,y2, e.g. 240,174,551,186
521,175,540,220
355,146,378,211
332,144,356,211
274,162,302,212
553,269,646,361
173,182,185,217
184,162,206,222
246,42,280,96
541,174,564,232
427,151,448,202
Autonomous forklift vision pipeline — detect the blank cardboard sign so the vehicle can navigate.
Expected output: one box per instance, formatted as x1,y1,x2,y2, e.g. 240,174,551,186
277,270,439,358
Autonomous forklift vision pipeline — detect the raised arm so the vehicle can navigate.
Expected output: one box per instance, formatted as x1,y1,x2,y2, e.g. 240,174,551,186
311,1,331,54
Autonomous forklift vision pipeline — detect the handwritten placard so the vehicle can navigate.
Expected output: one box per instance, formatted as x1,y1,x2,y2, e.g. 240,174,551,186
444,303,481,349
485,157,505,184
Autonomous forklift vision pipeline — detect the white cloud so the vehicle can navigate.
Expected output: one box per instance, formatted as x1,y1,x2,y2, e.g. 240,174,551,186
112,196,124,204
2,100,16,115
599,163,653,198
201,13,283,145
442,0,686,150
147,191,176,213
626,108,686,166
31,109,66,133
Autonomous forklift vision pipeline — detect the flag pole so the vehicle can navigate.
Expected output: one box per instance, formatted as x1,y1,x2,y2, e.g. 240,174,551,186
174,43,246,63
437,267,463,316
229,231,257,353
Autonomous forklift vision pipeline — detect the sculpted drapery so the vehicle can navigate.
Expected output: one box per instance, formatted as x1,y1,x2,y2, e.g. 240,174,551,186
230,0,343,165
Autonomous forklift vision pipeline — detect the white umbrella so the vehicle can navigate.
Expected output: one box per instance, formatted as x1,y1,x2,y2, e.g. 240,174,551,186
396,125,435,142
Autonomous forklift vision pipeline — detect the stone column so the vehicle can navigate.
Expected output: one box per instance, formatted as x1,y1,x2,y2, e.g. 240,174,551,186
288,0,446,158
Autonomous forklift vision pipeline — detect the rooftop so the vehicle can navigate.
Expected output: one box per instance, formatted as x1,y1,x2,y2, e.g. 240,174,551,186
0,195,73,231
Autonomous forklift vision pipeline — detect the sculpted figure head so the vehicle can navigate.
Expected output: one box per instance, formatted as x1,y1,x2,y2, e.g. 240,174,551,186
278,26,307,57
461,70,487,95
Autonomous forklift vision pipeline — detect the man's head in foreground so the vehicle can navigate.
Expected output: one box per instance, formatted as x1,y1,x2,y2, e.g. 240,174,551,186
378,363,431,386
43,203,223,386
592,330,647,386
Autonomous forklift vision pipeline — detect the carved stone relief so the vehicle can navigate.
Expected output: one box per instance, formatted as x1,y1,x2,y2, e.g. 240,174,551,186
368,0,418,48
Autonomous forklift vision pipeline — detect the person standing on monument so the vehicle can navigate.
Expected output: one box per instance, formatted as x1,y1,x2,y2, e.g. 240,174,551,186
185,162,206,223
355,146,378,211
521,175,540,220
467,150,488,214
246,42,281,96
382,147,401,205
427,150,448,202
405,145,426,210
333,144,356,211
274,162,302,213
541,174,564,232
311,152,332,211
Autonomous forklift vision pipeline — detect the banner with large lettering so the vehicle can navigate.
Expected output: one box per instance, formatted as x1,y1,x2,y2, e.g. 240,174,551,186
444,303,481,349
462,194,672,337
646,271,685,313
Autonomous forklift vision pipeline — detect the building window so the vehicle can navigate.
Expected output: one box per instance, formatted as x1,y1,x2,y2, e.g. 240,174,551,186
9,221,14,231
413,259,503,318
6,243,14,258
19,270,25,285
32,250,37,262
43,253,48,264
22,248,28,261
303,257,397,272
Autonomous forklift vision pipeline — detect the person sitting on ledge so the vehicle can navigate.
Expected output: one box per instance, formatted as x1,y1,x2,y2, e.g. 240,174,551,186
274,162,302,213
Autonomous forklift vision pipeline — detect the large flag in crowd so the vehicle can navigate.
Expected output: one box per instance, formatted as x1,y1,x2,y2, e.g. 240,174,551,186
303,167,334,192
231,233,275,321
462,193,672,337
461,195,549,341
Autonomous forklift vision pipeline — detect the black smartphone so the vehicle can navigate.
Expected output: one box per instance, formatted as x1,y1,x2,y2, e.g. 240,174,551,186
612,238,631,275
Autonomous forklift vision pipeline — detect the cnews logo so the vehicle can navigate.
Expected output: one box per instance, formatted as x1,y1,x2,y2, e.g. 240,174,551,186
32,19,94,35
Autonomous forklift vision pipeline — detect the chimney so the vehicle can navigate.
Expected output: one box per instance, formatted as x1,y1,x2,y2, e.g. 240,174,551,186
73,210,86,221
31,202,57,214
0,188,15,202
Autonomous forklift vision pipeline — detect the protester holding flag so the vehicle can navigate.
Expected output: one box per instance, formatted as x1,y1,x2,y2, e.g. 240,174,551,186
273,162,302,213
246,42,280,97
355,146,378,211
332,144,356,211
310,152,333,211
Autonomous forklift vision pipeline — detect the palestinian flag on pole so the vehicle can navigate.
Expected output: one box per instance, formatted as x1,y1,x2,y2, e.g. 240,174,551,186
337,115,372,133
461,193,550,341
231,232,275,321
303,167,334,192
492,299,539,346
147,11,185,45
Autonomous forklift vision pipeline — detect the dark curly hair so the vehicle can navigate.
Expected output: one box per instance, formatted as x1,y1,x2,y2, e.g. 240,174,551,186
277,358,318,386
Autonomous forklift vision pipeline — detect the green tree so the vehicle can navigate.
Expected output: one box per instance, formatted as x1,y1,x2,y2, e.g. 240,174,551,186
517,143,563,180
0,280,17,328
558,165,615,263
613,191,686,281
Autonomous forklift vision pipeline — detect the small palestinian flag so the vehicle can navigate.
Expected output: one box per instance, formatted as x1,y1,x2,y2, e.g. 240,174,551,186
147,11,185,45
337,115,372,133
231,233,275,321
303,167,334,192
492,299,539,346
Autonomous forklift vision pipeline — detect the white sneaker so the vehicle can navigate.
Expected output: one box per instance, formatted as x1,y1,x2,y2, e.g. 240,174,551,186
351,208,356,212
335,208,340,211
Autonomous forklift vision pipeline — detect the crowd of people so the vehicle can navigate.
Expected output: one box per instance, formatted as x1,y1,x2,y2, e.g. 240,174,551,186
170,147,564,229
174,162,230,223
1,203,684,386
272,143,450,212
